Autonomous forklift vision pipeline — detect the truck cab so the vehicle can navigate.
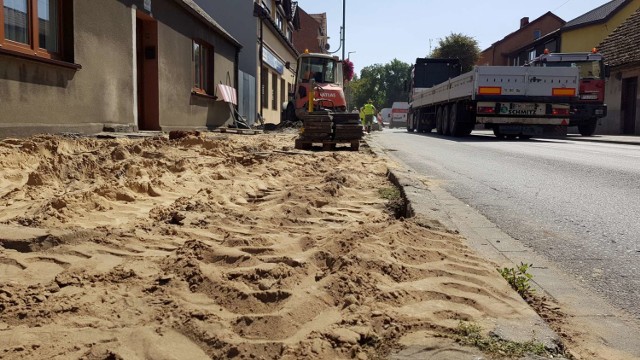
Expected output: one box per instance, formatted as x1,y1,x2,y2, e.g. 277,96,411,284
528,50,608,136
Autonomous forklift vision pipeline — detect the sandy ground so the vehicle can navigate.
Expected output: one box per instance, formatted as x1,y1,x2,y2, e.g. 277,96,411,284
0,133,569,359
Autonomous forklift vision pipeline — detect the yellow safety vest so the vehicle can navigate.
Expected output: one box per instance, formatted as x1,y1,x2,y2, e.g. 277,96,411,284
363,104,375,115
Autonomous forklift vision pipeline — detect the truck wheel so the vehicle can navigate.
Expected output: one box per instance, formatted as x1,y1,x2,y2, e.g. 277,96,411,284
493,127,506,139
407,115,415,132
450,103,465,137
578,118,598,136
462,123,474,136
442,106,451,135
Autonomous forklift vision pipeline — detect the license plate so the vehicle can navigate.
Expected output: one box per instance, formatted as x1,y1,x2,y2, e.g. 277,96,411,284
500,103,541,115
512,103,535,111
581,94,598,100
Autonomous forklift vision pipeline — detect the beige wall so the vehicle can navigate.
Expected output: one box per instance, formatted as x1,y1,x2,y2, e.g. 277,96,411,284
561,0,640,52
0,0,239,138
154,0,237,130
600,67,640,134
258,23,297,124
0,0,135,137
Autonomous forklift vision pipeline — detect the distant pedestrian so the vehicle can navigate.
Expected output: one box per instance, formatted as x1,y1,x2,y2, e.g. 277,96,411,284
362,100,377,133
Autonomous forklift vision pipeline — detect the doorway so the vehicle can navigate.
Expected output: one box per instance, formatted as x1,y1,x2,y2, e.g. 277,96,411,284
621,77,637,135
136,13,159,130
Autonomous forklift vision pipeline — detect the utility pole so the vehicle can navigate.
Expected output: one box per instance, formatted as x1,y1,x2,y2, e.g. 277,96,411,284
342,0,346,60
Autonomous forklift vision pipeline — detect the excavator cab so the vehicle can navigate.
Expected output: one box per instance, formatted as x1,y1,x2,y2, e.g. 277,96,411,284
297,55,339,85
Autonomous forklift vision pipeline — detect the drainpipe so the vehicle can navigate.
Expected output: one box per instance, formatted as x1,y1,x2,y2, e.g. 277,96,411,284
342,0,346,60
259,18,264,120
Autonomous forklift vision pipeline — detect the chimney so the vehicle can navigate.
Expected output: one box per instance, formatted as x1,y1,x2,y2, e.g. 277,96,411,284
520,17,530,28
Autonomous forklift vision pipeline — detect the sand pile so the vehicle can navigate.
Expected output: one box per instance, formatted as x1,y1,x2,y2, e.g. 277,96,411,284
0,133,548,359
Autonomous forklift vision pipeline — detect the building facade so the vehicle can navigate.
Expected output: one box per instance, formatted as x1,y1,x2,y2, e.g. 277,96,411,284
505,0,640,69
477,13,565,66
561,0,640,52
193,0,257,125
254,0,299,125
292,10,328,54
0,0,240,137
598,7,640,135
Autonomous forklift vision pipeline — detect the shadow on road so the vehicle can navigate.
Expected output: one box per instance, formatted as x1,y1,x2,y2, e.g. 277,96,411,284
379,128,572,145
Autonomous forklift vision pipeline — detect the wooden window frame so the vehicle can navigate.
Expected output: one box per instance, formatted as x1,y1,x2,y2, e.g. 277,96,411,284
192,39,214,96
0,0,65,60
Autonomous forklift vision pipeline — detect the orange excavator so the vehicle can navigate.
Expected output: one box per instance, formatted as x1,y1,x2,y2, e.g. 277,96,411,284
284,51,361,150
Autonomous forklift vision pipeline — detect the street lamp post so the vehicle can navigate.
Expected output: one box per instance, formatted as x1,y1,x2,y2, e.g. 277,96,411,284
342,0,346,60
345,51,355,110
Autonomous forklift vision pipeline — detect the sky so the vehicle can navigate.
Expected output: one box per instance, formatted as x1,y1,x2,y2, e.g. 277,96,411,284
295,0,612,74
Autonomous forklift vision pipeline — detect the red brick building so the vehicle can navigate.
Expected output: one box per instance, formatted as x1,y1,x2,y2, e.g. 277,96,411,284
292,8,328,54
477,12,565,66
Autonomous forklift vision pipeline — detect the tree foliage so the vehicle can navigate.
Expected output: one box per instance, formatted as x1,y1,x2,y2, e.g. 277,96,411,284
347,59,411,110
431,33,481,73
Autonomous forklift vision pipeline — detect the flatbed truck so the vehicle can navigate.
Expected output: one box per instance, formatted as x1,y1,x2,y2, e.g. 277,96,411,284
406,58,580,138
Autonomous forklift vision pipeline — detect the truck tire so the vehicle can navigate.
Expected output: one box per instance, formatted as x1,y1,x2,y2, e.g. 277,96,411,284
436,107,444,135
450,103,464,137
442,105,451,136
407,114,415,132
462,123,474,136
578,118,598,136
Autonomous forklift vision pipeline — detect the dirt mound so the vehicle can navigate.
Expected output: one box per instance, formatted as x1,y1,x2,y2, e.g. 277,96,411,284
0,133,543,359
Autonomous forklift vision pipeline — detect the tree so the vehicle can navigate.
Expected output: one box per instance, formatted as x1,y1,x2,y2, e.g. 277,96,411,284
348,59,411,110
381,59,411,107
432,33,481,73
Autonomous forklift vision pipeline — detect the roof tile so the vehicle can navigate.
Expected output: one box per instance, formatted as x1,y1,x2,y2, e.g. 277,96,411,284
598,7,640,66
563,0,630,30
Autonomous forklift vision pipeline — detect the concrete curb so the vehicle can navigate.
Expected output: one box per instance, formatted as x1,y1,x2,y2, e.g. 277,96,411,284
365,134,640,359
367,138,563,354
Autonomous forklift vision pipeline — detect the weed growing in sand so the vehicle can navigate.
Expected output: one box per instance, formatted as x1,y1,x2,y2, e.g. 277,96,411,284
498,262,534,298
378,186,401,200
378,186,406,219
454,321,547,357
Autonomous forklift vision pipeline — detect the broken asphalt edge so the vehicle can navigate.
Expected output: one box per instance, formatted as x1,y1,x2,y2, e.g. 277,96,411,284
365,136,640,359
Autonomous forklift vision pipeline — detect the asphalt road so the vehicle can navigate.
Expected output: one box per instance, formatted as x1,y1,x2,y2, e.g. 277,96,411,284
372,128,640,319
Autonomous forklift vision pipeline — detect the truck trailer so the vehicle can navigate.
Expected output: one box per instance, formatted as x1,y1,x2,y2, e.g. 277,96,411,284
406,58,580,139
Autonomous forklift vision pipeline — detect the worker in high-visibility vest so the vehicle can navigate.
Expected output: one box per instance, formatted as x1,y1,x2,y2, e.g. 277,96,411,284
361,99,377,133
